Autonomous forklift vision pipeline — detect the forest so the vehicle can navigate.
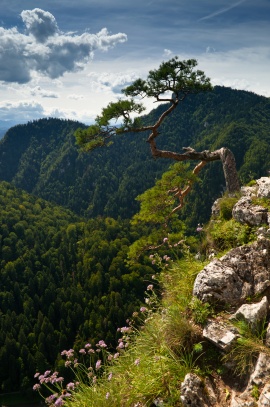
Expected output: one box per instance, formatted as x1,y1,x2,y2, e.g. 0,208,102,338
0,84,270,395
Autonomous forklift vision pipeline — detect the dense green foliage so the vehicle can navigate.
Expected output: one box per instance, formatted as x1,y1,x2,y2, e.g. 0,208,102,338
0,182,154,392
0,86,269,228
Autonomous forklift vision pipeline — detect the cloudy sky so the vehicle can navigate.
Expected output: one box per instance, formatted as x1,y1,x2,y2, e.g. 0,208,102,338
0,0,269,127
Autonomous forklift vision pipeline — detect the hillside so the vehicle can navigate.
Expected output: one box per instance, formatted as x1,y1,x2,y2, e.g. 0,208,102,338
0,86,269,228
32,177,270,406
0,182,153,392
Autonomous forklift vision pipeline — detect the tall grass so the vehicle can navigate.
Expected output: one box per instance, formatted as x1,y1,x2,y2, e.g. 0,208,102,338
41,256,206,407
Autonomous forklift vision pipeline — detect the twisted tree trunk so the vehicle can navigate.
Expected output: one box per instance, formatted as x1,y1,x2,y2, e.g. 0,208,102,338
147,127,240,194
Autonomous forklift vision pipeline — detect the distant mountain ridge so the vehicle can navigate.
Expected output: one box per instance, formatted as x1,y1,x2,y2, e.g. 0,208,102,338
0,86,269,226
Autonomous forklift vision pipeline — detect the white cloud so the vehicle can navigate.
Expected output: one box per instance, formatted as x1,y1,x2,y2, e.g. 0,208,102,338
0,101,46,122
163,49,173,57
21,8,59,43
87,71,138,94
68,94,85,100
30,86,59,98
0,8,127,84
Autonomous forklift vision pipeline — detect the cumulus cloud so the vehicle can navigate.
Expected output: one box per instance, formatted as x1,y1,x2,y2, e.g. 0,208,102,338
87,71,138,94
0,101,47,122
30,86,59,98
0,8,127,84
21,8,59,43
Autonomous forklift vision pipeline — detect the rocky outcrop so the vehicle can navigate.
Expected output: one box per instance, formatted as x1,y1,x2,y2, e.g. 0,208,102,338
184,177,270,407
230,296,269,329
232,196,268,226
193,237,270,306
180,373,217,407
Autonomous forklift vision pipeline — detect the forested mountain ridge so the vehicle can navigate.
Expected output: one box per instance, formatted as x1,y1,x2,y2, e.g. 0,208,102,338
0,181,152,392
0,86,269,227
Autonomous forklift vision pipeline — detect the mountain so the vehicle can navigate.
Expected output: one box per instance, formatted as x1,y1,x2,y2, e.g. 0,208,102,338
0,86,269,229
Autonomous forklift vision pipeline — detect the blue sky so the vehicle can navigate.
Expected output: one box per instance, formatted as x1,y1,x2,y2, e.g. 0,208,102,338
0,0,269,126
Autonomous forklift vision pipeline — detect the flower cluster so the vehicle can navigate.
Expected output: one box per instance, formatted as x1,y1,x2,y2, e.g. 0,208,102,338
33,370,72,406
33,339,114,406
33,318,140,406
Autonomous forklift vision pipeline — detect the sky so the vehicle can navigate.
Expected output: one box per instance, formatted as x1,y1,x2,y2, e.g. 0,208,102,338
0,0,269,127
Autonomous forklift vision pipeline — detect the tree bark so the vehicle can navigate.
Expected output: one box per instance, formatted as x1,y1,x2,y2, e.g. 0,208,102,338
147,127,240,194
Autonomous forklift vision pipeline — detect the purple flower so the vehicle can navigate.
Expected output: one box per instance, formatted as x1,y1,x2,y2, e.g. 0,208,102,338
163,237,168,243
85,343,91,348
66,382,75,391
114,352,120,359
106,392,110,399
120,326,131,333
134,358,140,366
140,307,147,312
96,340,107,348
33,384,41,391
54,397,64,406
117,341,125,349
79,348,86,354
108,372,113,381
147,284,153,291
95,360,102,370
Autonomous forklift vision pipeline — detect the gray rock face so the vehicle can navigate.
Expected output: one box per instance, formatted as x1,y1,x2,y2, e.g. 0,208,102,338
180,373,217,407
232,196,268,226
230,296,269,328
257,177,270,198
193,238,270,306
190,180,270,406
203,320,238,351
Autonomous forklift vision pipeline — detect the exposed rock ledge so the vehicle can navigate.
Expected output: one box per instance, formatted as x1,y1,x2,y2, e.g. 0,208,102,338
181,177,270,407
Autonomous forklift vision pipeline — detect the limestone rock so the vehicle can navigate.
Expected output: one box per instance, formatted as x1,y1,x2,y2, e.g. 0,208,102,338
193,238,270,306
203,320,238,351
257,177,270,199
180,373,217,407
232,196,268,226
230,296,269,328
258,383,270,406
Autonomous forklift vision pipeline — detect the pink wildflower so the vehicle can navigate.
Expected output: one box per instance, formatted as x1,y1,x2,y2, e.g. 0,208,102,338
95,360,102,370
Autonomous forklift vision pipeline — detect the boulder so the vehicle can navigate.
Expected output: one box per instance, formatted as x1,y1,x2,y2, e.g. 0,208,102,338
193,238,270,306
180,373,217,407
230,296,269,329
257,177,270,198
203,320,238,351
232,196,268,226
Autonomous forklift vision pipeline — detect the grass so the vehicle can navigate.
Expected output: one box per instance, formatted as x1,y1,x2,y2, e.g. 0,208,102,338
34,186,270,406
33,255,206,407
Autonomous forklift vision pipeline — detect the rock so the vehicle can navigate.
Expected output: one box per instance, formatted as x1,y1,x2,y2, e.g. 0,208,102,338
180,373,217,407
258,383,270,406
257,177,270,198
265,323,270,347
211,198,222,218
232,196,268,226
241,185,258,198
230,296,269,329
203,320,239,351
250,353,270,387
193,238,270,306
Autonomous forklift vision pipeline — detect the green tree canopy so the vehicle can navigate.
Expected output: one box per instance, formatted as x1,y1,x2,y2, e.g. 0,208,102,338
75,57,240,217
